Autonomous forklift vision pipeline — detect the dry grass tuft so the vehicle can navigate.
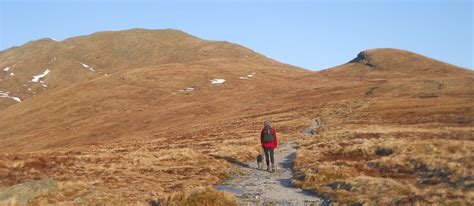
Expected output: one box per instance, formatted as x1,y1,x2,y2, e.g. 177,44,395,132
162,187,238,206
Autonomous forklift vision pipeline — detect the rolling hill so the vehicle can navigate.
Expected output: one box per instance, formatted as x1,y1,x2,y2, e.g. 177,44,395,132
0,28,283,110
0,29,472,205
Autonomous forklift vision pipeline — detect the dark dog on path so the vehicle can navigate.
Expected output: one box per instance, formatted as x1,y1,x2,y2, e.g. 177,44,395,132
256,154,264,170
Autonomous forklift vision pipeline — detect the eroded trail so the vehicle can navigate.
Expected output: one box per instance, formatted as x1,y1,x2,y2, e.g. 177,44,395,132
217,140,322,205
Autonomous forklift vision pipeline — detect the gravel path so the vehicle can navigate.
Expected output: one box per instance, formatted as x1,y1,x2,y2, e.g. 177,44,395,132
216,140,322,205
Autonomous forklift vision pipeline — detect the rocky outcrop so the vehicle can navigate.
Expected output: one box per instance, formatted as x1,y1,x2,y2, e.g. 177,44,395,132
348,51,376,68
0,178,58,205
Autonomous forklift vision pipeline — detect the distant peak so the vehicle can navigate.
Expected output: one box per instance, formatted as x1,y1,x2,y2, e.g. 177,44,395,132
348,48,417,68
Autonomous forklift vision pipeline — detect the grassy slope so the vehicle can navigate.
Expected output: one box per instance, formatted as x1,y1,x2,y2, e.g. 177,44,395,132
0,43,472,204
293,49,474,205
0,58,313,204
0,28,280,109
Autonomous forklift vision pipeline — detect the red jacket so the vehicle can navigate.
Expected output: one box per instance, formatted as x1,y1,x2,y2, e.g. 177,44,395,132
261,126,278,148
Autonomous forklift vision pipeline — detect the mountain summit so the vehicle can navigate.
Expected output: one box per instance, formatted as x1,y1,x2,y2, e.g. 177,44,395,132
0,28,287,109
320,48,471,79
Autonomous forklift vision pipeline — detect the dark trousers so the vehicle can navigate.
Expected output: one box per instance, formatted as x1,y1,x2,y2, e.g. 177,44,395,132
263,147,274,166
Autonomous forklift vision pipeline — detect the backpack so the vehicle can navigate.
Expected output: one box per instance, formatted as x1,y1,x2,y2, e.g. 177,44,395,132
263,126,274,143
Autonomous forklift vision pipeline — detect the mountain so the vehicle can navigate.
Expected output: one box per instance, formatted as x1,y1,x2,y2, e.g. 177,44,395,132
0,30,472,205
0,28,286,110
321,48,472,78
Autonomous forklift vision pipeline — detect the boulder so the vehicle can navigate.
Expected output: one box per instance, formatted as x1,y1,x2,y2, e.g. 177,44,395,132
0,178,58,205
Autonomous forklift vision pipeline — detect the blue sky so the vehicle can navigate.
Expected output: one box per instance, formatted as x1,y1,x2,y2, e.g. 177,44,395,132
0,0,472,70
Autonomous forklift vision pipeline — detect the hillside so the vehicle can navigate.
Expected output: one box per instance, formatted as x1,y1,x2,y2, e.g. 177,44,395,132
0,30,472,205
0,58,310,153
294,49,474,204
0,28,284,110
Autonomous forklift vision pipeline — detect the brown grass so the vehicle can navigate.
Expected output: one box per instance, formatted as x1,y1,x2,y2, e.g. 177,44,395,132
162,187,237,206
293,97,474,205
0,39,472,205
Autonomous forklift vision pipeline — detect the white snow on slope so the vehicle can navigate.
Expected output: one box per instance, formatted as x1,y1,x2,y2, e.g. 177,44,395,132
80,62,89,68
210,79,226,84
239,72,255,80
31,68,50,82
9,73,14,76
178,87,194,93
0,91,21,102
80,62,95,72
3,67,10,72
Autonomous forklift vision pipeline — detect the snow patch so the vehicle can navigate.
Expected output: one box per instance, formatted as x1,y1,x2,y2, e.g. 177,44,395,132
10,97,21,102
239,72,255,80
178,87,194,93
80,62,95,72
210,79,226,84
80,62,90,68
0,91,21,102
3,67,10,72
9,73,14,76
31,68,50,82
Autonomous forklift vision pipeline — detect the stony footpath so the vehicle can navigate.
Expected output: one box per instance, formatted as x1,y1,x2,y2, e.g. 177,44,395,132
217,140,323,206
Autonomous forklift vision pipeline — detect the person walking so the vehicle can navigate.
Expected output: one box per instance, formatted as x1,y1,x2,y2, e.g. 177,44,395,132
261,120,278,172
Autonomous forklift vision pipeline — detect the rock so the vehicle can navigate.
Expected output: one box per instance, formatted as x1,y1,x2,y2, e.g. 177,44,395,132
73,197,83,204
326,181,352,191
0,178,58,205
311,117,322,128
303,118,323,136
365,87,378,96
349,51,376,68
302,127,316,136
375,147,394,156
149,197,160,206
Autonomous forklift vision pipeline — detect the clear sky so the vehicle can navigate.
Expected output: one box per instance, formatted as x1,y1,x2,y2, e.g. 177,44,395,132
0,0,472,70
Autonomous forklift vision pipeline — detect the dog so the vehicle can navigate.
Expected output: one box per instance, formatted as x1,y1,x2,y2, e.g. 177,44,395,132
256,154,264,170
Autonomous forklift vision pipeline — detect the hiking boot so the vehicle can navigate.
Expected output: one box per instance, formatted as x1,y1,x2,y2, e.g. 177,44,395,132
271,165,275,173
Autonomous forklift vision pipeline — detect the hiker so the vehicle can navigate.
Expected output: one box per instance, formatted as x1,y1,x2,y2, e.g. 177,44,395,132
261,120,278,172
